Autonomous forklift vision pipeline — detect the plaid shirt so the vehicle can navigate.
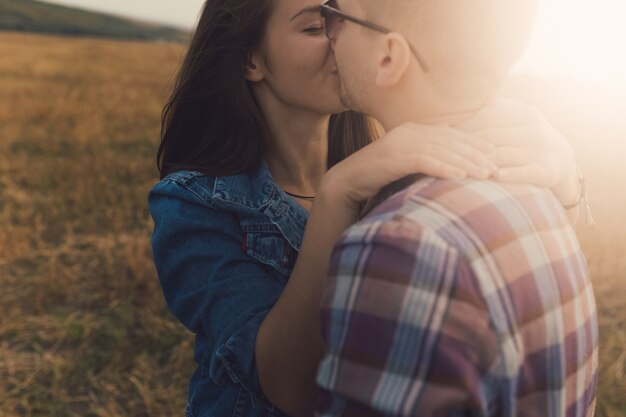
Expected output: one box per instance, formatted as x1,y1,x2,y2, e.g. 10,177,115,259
316,177,598,417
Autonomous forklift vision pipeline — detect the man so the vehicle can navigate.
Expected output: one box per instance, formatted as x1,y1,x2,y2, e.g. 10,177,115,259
316,0,598,416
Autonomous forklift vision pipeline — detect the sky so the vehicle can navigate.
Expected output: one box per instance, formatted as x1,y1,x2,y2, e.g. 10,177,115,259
516,0,626,82
40,0,206,29
41,0,626,83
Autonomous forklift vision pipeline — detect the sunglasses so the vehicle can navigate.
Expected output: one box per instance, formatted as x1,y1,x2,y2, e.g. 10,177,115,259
319,0,430,73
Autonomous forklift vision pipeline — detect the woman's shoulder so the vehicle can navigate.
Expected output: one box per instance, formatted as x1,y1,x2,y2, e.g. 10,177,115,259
150,166,275,211
149,170,218,211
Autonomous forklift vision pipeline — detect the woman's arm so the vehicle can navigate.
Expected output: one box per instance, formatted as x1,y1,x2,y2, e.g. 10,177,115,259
149,177,290,412
255,126,497,417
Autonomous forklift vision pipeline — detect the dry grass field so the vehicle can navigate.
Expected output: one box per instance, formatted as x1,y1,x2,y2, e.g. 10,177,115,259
0,31,624,416
0,32,192,416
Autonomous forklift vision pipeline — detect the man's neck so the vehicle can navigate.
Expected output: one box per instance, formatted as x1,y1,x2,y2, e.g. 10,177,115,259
375,91,488,131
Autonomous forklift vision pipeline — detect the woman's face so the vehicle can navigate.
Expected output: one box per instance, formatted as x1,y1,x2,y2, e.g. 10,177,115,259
250,0,345,116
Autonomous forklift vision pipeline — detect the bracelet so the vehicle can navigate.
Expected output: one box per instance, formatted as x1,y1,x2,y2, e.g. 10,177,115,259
563,167,595,225
563,167,585,210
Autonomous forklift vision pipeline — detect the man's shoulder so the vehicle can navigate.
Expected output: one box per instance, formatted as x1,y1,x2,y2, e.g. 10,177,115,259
367,177,564,228
349,177,572,258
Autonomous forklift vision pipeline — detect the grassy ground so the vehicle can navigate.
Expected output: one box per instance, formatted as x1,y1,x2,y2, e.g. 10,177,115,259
0,32,193,416
0,31,624,416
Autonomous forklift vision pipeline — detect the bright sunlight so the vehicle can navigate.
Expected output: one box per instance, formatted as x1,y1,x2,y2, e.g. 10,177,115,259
516,0,626,83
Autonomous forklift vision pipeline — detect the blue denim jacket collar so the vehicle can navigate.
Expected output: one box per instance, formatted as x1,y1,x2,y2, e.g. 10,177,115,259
210,162,309,252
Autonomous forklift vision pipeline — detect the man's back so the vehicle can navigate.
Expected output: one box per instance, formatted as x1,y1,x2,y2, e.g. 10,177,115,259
317,178,598,417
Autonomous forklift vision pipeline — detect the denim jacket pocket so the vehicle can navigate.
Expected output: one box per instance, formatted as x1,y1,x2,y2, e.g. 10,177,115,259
242,225,296,277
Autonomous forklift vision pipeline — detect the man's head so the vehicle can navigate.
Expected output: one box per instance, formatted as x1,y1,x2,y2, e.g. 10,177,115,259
324,0,538,128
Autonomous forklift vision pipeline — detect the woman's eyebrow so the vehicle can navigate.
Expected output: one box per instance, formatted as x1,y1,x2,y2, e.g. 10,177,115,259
290,6,322,21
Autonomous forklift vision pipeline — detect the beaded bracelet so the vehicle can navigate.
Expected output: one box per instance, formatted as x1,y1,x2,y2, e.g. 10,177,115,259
563,167,595,225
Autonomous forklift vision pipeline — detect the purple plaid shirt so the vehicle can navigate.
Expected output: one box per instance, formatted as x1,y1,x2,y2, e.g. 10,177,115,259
316,177,598,417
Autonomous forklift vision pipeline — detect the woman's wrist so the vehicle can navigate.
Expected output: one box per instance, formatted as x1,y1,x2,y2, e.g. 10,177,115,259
562,166,584,210
318,169,361,214
549,146,579,206
562,166,596,225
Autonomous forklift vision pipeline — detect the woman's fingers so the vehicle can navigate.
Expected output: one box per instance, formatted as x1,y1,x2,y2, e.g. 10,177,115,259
458,134,495,154
489,146,540,167
406,146,493,180
406,154,467,180
435,134,496,168
383,125,498,179
487,146,560,187
330,121,521,206
493,165,553,188
443,139,499,174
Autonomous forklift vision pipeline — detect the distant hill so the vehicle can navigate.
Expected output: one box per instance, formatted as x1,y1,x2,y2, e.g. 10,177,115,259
0,0,189,43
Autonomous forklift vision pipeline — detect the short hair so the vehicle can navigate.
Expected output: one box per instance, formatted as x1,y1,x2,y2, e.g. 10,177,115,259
360,0,539,100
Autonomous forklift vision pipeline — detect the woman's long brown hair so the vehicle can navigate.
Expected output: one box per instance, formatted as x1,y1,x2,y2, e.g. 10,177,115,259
157,0,379,179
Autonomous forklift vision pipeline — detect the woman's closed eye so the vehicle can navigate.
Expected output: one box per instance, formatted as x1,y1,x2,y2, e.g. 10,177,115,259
303,25,324,34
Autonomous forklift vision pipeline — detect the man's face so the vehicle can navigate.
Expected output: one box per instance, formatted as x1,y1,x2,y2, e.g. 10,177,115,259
327,0,376,113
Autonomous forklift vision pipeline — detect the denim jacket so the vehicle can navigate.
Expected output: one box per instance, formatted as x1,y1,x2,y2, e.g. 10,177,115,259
149,163,308,417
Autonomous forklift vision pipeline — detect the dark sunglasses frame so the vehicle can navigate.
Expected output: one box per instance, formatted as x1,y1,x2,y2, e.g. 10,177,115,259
320,0,430,73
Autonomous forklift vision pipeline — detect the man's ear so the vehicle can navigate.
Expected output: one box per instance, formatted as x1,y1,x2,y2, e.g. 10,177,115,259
375,33,412,88
245,51,265,82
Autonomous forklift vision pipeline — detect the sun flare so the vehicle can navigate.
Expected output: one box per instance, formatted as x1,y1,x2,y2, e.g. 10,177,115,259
581,1,626,76
516,0,626,82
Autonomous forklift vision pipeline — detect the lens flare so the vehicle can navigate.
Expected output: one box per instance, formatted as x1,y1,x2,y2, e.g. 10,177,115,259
515,0,626,83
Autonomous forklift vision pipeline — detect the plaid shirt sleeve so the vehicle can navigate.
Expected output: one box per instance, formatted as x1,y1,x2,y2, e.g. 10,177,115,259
316,218,500,417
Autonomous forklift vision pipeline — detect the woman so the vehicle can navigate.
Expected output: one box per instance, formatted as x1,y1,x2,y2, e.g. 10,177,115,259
149,1,581,416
